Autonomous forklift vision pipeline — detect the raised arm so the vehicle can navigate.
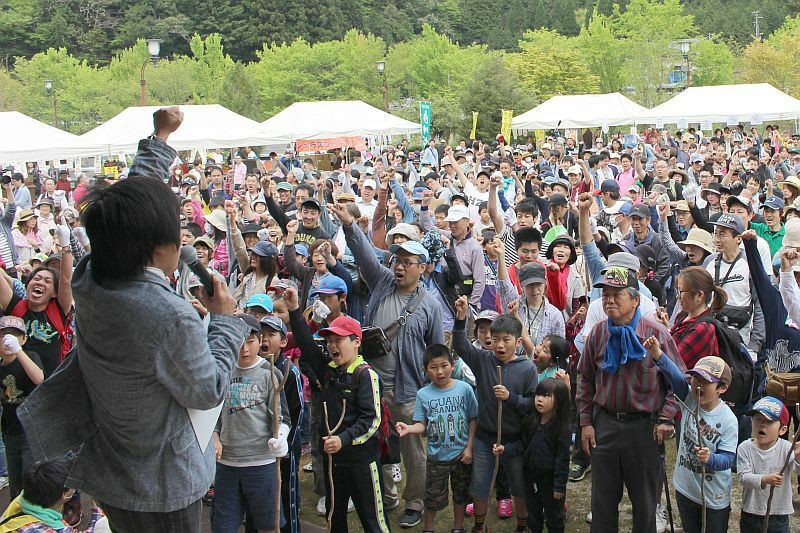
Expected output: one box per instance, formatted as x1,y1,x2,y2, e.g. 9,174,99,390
128,107,182,181
331,202,394,290
371,173,389,249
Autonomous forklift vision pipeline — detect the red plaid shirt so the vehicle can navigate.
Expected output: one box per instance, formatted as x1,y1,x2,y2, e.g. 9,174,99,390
670,311,719,370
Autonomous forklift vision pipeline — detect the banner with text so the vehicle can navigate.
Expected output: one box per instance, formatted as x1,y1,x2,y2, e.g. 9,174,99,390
470,112,479,139
296,136,367,154
501,109,513,143
420,101,432,144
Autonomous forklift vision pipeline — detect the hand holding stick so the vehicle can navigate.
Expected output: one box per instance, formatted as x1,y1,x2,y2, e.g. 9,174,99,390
693,387,707,533
323,399,346,533
269,353,290,533
762,403,800,533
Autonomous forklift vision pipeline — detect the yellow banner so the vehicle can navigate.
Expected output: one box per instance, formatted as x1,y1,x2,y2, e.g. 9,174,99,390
501,109,513,143
470,112,478,139
534,130,546,143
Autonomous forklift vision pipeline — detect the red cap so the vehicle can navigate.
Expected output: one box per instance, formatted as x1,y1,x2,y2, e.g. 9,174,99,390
318,315,362,341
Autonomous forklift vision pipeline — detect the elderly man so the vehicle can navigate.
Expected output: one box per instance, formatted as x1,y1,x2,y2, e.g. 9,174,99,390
576,266,684,532
329,201,444,529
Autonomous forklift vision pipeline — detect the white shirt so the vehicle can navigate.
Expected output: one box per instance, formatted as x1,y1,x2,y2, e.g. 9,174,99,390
356,197,378,223
779,270,800,327
737,438,799,516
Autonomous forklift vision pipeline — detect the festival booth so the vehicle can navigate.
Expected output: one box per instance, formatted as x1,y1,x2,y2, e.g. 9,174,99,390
511,93,649,134
0,111,104,163
634,83,800,126
77,104,286,157
261,100,420,169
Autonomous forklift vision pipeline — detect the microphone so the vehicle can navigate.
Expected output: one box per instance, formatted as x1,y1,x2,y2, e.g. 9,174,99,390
179,245,215,297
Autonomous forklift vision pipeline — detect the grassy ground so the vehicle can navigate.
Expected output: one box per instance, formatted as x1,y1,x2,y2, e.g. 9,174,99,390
297,444,800,532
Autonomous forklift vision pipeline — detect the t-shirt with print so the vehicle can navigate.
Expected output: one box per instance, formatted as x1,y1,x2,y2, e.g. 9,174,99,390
0,351,43,435
704,251,753,345
6,295,66,378
672,393,738,510
463,182,489,220
479,255,499,312
413,379,478,462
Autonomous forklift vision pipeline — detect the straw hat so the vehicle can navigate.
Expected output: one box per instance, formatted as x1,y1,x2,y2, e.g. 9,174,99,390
677,228,713,254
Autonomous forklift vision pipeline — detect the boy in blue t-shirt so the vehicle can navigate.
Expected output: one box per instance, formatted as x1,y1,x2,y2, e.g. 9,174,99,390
396,344,478,533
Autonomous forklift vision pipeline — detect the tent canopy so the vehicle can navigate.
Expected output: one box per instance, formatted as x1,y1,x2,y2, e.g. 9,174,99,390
512,93,648,132
78,104,285,155
635,83,800,125
0,111,103,162
261,100,420,141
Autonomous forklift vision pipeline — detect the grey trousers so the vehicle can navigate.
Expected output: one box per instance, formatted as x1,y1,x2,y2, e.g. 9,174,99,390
381,389,426,512
101,498,202,533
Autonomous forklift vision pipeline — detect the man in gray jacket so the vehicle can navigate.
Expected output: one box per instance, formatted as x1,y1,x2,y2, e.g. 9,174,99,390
329,201,444,529
20,107,248,532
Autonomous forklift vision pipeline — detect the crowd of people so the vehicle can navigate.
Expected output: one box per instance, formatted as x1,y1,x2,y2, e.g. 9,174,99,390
1,109,800,533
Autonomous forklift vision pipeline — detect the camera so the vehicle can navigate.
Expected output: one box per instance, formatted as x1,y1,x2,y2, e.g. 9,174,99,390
0,168,13,185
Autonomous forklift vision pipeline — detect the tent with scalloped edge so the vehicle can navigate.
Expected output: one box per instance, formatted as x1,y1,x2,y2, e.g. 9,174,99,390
0,111,104,162
511,93,649,133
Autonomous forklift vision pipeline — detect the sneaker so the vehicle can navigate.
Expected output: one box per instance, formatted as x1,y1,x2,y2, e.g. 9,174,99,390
568,462,590,482
303,461,314,472
466,503,474,516
384,498,400,511
497,498,513,519
586,511,592,523
347,498,355,513
655,503,667,533
316,496,327,516
399,509,422,528
390,463,402,483
0,476,8,490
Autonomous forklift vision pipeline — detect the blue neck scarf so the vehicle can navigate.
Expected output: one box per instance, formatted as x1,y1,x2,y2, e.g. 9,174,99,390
602,307,646,375
502,176,515,192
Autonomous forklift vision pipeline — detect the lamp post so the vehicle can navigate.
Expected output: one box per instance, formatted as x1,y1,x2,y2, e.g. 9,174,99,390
376,60,388,112
140,38,162,106
678,40,691,88
44,79,58,128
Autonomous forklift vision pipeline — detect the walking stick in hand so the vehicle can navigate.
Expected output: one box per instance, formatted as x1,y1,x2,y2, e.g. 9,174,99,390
269,353,290,533
323,399,346,533
762,403,800,533
487,365,503,530
692,387,707,533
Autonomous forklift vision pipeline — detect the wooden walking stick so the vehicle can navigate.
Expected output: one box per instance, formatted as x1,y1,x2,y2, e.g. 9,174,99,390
485,365,503,530
269,353,291,533
761,403,800,533
323,399,346,533
692,387,707,533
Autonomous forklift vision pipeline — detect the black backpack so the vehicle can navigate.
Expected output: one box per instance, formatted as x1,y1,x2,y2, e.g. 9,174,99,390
696,315,755,406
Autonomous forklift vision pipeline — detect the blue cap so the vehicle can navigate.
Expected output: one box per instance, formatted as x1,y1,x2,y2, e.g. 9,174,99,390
251,241,278,257
260,315,288,336
763,195,785,211
412,186,428,200
238,313,262,334
294,243,309,258
310,273,349,297
389,240,430,262
246,294,273,313
619,201,633,216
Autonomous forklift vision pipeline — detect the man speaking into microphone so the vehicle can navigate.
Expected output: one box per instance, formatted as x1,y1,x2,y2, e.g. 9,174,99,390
21,107,248,532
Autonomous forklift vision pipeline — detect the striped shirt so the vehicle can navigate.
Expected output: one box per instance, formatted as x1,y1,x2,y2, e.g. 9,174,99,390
576,315,684,426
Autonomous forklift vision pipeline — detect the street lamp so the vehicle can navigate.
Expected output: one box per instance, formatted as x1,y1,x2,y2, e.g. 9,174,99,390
677,39,691,88
44,80,58,128
140,38,163,106
375,60,388,112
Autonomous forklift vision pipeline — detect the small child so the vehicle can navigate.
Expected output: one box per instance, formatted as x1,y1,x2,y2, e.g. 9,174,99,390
0,315,44,499
212,313,290,533
453,295,538,533
646,339,739,533
494,378,571,533
396,344,478,533
736,396,800,533
533,334,570,380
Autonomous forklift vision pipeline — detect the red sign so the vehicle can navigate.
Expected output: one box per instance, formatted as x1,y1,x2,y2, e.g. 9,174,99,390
296,136,367,154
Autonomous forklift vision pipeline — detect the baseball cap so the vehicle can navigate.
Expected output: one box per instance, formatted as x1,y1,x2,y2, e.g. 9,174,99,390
310,273,349,297
606,251,641,272
445,205,471,222
549,194,568,207
605,200,632,216
300,198,321,211
181,177,197,186
363,179,377,189
294,243,309,258
710,213,745,236
690,153,704,164
762,195,785,211
567,165,582,175
276,181,293,191
238,313,262,335
595,179,620,195
260,315,288,337
246,294,274,313
0,316,26,334
240,223,261,235
747,396,790,427
686,356,732,385
389,241,429,263
726,195,752,213
251,241,278,257
593,266,639,290
628,183,641,194
319,315,363,341
474,310,500,328
630,203,651,219
193,236,215,250
518,262,546,287
268,278,298,294
701,182,722,199
412,186,429,201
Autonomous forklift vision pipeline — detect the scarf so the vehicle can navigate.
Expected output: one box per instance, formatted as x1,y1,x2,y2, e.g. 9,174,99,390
502,175,515,192
602,307,646,375
19,493,67,530
545,263,569,311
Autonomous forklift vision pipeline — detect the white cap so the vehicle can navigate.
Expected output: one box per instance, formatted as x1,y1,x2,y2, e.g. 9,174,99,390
567,165,582,175
441,156,452,166
444,205,471,222
364,167,375,175
785,218,800,248
610,152,621,159
363,179,377,189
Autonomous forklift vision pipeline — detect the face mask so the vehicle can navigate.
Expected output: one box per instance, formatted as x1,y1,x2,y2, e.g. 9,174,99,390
466,155,474,162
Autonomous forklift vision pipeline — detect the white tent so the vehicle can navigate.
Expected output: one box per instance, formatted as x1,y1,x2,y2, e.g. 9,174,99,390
0,111,104,162
512,93,648,133
261,100,420,140
78,104,286,155
635,83,800,125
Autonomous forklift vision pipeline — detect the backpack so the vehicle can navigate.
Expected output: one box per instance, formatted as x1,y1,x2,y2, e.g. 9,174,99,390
11,298,73,362
696,315,755,406
352,363,401,465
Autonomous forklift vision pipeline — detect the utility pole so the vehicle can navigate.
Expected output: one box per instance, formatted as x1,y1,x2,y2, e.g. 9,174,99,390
753,11,763,42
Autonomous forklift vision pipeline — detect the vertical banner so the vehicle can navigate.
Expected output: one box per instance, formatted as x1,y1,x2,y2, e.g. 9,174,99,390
470,112,479,139
501,109,513,143
420,101,432,144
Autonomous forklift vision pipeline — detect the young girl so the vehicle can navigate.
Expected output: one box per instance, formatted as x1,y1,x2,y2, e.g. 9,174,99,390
494,378,571,533
533,334,570,380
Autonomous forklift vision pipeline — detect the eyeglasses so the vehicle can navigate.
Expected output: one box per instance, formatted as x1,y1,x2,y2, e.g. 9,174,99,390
391,258,422,269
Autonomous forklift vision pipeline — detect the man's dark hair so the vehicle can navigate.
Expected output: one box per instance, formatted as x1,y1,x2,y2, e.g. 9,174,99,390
434,204,450,216
81,177,180,283
500,157,514,167
588,154,602,168
481,229,496,243
295,183,314,197
620,153,633,162
490,314,523,338
183,222,203,238
22,459,71,508
208,197,225,210
423,344,454,367
352,151,362,158
12,172,24,183
598,151,610,160
515,198,539,219
514,227,542,250
303,158,314,165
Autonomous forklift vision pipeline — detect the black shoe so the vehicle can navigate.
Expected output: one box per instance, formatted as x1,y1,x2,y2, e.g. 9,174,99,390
400,509,422,528
568,463,590,482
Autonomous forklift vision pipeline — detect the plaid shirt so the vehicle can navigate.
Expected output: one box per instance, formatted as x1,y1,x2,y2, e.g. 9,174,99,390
670,311,719,370
577,315,684,426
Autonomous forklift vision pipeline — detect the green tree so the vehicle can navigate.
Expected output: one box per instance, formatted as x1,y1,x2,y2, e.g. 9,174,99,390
577,9,624,93
743,16,800,97
0,0,39,61
219,63,262,119
547,0,580,36
690,38,734,86
683,0,787,47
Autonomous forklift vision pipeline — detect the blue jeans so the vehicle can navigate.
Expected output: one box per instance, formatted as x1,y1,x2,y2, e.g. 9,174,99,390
675,490,730,533
740,511,790,533
212,462,283,533
469,436,527,499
